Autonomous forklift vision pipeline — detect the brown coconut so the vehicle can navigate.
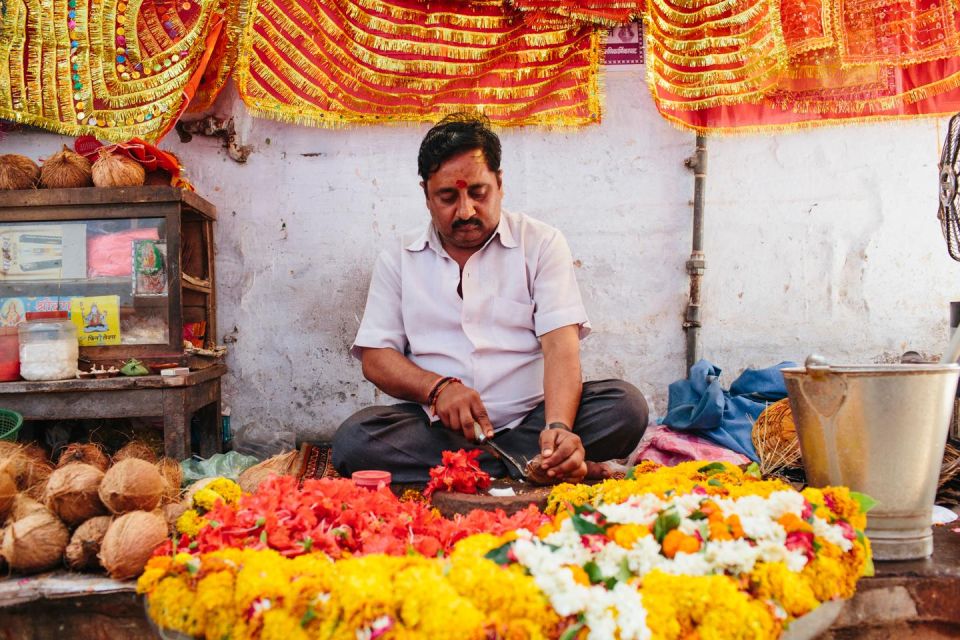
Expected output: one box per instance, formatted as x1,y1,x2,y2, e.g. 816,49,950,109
39,146,93,189
0,154,40,190
43,463,107,526
99,458,165,514
112,441,158,464
0,528,5,572
57,443,110,472
1,512,69,574
92,149,145,188
65,515,112,571
99,510,168,580
6,494,50,524
0,443,53,498
0,471,15,522
156,457,182,504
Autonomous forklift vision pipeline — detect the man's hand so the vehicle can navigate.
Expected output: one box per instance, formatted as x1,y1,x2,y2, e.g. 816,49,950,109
434,381,495,441
538,426,587,482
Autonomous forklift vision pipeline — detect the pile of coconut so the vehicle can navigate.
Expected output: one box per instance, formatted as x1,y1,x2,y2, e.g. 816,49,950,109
0,441,181,580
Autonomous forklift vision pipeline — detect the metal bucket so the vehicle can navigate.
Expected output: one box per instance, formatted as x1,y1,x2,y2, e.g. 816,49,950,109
783,356,959,560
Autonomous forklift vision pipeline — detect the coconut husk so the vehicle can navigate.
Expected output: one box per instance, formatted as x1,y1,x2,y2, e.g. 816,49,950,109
57,443,110,472
65,516,112,571
6,494,51,524
92,149,145,188
161,503,187,534
0,527,5,573
43,464,107,526
1,512,69,574
0,154,40,190
99,511,168,580
238,451,301,494
156,458,182,505
0,443,54,498
99,458,165,514
112,441,159,464
39,146,93,189
0,471,15,522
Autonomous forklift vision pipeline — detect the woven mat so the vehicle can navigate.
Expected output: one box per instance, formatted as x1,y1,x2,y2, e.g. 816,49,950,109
295,443,340,486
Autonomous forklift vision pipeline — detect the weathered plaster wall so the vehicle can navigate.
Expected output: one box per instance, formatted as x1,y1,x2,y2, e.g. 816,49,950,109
2,66,956,442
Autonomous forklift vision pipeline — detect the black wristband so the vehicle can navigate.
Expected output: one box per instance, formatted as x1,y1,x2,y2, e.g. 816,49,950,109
546,422,572,432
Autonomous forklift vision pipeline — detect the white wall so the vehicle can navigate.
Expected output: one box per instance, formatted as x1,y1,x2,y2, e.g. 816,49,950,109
2,66,956,442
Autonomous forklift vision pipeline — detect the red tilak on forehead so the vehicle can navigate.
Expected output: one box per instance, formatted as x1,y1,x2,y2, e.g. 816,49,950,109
455,179,468,189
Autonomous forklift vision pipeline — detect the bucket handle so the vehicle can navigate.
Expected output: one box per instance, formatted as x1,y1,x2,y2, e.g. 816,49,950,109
797,355,849,419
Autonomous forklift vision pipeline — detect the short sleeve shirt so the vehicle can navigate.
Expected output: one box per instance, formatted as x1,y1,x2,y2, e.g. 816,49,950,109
351,209,591,431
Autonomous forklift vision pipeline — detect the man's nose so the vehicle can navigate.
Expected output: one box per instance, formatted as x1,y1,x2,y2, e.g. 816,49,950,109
455,196,474,219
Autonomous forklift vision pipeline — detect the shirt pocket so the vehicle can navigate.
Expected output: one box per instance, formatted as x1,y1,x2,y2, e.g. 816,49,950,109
492,296,539,352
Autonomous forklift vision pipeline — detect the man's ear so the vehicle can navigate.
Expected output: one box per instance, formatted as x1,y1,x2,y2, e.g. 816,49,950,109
496,171,503,189
420,180,428,197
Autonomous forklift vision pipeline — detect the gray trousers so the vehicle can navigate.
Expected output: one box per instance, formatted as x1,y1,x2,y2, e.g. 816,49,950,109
332,379,649,483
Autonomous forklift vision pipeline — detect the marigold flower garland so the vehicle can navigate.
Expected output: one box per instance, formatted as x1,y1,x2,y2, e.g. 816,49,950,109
141,461,873,640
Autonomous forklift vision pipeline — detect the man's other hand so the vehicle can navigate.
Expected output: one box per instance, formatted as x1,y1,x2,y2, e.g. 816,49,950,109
434,382,495,441
538,427,587,483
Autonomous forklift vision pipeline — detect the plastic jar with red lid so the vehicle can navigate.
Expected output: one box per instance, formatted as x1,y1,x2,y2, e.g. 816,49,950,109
352,470,392,490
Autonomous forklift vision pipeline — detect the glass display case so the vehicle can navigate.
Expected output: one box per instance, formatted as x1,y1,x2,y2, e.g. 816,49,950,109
0,186,216,365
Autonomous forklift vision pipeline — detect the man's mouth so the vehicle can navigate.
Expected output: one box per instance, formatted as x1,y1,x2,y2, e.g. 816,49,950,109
453,220,482,231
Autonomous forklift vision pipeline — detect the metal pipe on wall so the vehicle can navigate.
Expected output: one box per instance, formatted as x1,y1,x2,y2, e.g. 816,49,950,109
683,135,707,374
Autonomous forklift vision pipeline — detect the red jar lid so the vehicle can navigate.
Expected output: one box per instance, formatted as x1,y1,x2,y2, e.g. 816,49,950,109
352,470,392,488
25,311,69,320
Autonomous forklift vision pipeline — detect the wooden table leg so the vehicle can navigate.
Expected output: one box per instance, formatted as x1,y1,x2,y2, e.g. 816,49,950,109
162,389,190,460
196,397,222,458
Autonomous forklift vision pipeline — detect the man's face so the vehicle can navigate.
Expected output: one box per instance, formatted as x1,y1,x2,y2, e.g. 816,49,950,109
422,149,503,253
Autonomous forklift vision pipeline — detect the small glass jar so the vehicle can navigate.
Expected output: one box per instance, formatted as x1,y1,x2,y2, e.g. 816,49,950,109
18,311,79,381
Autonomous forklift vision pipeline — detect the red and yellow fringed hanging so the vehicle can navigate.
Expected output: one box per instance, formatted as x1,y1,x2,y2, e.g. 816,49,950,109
645,0,960,133
0,0,230,142
508,0,643,28
232,0,603,127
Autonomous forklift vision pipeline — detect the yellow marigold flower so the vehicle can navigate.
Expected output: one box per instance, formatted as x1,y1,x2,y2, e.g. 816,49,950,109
801,553,850,601
545,483,595,515
608,523,650,549
642,571,778,640
727,479,793,500
446,554,559,638
566,564,592,586
206,477,242,503
451,533,507,560
146,576,203,638
395,563,486,638
196,570,238,640
192,487,224,512
136,566,169,595
749,562,820,618
175,509,208,537
260,609,310,640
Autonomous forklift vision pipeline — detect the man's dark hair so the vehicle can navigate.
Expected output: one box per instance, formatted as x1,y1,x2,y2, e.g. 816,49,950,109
417,113,502,181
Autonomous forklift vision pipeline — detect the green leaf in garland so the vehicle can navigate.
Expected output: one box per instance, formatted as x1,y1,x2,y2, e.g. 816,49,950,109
583,561,604,584
689,510,707,521
698,462,727,476
484,540,516,565
744,462,761,479
259,530,267,544
863,555,875,577
301,537,313,552
571,512,607,536
208,520,220,529
707,478,724,487
653,507,681,543
301,606,317,627
559,620,586,640
850,492,879,513
625,466,637,480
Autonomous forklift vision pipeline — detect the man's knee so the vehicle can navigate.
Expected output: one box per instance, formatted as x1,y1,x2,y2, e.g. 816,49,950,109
587,379,649,428
331,406,384,471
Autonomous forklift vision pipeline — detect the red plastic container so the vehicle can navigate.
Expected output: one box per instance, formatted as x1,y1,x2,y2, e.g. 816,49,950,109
352,470,392,489
0,327,20,382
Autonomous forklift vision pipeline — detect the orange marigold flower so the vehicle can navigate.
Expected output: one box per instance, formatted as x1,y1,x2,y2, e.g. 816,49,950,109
778,512,813,533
